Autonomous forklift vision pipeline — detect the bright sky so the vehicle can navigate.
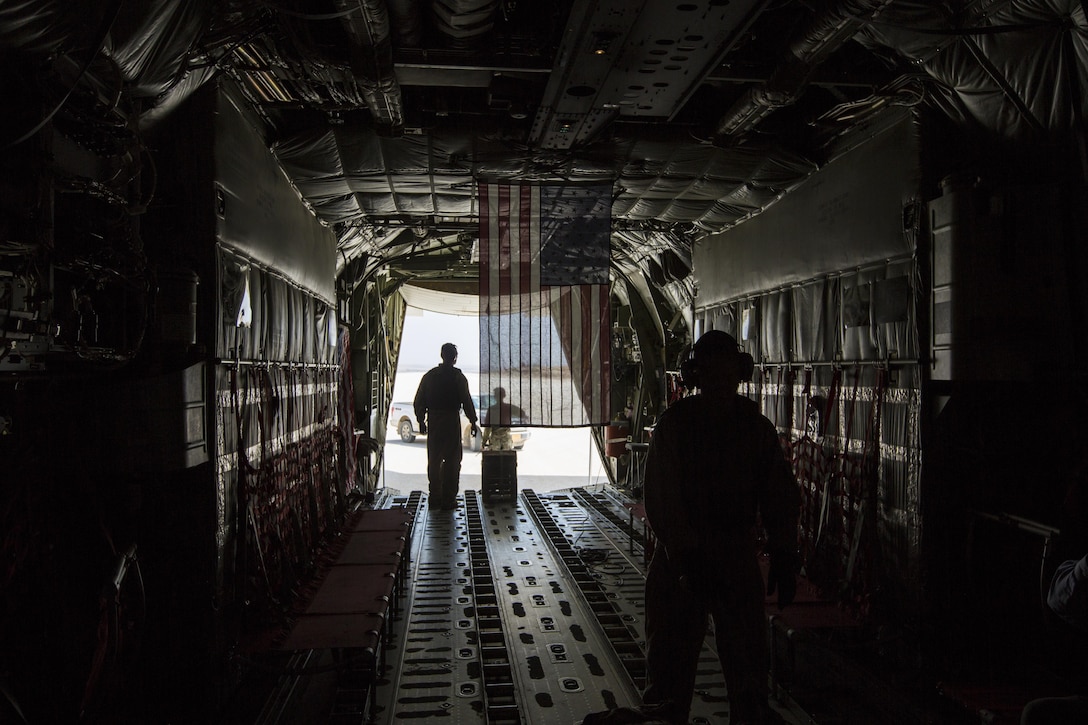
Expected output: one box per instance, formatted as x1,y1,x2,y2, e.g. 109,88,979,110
399,308,480,372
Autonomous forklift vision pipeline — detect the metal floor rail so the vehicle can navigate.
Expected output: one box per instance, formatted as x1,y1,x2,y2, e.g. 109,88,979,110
241,484,897,725
377,488,646,723
369,485,814,725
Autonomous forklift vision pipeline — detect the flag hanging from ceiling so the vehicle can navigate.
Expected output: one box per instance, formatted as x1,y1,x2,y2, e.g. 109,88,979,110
478,183,612,427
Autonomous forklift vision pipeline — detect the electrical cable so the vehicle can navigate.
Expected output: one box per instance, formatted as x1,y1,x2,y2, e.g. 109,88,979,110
578,547,609,565
2,0,125,150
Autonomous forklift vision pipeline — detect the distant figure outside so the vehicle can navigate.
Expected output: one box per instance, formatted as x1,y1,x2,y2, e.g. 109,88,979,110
483,386,525,451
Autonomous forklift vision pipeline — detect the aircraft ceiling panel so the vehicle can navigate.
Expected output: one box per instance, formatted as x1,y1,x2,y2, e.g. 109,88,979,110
603,0,766,119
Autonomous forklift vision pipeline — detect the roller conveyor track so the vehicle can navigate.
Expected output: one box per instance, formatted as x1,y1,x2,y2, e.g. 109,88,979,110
523,488,737,725
520,489,648,691
374,486,763,725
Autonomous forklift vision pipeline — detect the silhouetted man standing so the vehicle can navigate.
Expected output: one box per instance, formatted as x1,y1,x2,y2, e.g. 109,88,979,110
414,343,478,510
642,330,800,724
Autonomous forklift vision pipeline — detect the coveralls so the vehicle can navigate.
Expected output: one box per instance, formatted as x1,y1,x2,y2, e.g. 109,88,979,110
642,392,799,724
483,401,524,451
413,363,477,509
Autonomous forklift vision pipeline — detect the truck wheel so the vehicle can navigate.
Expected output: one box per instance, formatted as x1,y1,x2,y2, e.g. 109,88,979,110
398,420,416,443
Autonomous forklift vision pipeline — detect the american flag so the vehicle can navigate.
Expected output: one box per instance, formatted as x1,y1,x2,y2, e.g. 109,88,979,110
478,183,611,427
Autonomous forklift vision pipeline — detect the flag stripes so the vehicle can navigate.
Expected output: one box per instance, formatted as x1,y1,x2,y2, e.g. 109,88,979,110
478,183,611,427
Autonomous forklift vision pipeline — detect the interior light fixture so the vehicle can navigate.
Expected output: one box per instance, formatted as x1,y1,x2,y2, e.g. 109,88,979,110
591,31,617,56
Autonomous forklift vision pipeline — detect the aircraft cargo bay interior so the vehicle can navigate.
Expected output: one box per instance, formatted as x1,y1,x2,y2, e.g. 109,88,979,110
3,1,1088,724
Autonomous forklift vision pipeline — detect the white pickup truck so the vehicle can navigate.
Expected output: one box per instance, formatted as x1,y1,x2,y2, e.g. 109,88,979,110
388,395,531,451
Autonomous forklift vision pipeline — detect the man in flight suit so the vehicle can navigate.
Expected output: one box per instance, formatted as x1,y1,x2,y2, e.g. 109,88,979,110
642,330,800,724
413,342,478,510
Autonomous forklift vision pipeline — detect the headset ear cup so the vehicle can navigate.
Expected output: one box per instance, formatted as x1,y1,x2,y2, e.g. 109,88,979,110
739,353,755,382
680,358,699,389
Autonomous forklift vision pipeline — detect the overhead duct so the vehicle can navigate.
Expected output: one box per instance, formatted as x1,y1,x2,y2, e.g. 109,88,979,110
714,0,894,142
335,0,404,134
431,0,499,47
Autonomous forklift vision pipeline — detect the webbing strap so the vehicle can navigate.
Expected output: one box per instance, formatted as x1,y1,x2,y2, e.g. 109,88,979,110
864,367,888,462
794,367,832,574
231,365,254,477
774,366,795,458
772,366,782,429
841,366,861,450
825,366,842,433
787,363,796,431
841,366,888,618
810,368,841,551
792,368,817,460
338,331,358,505
784,365,796,440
